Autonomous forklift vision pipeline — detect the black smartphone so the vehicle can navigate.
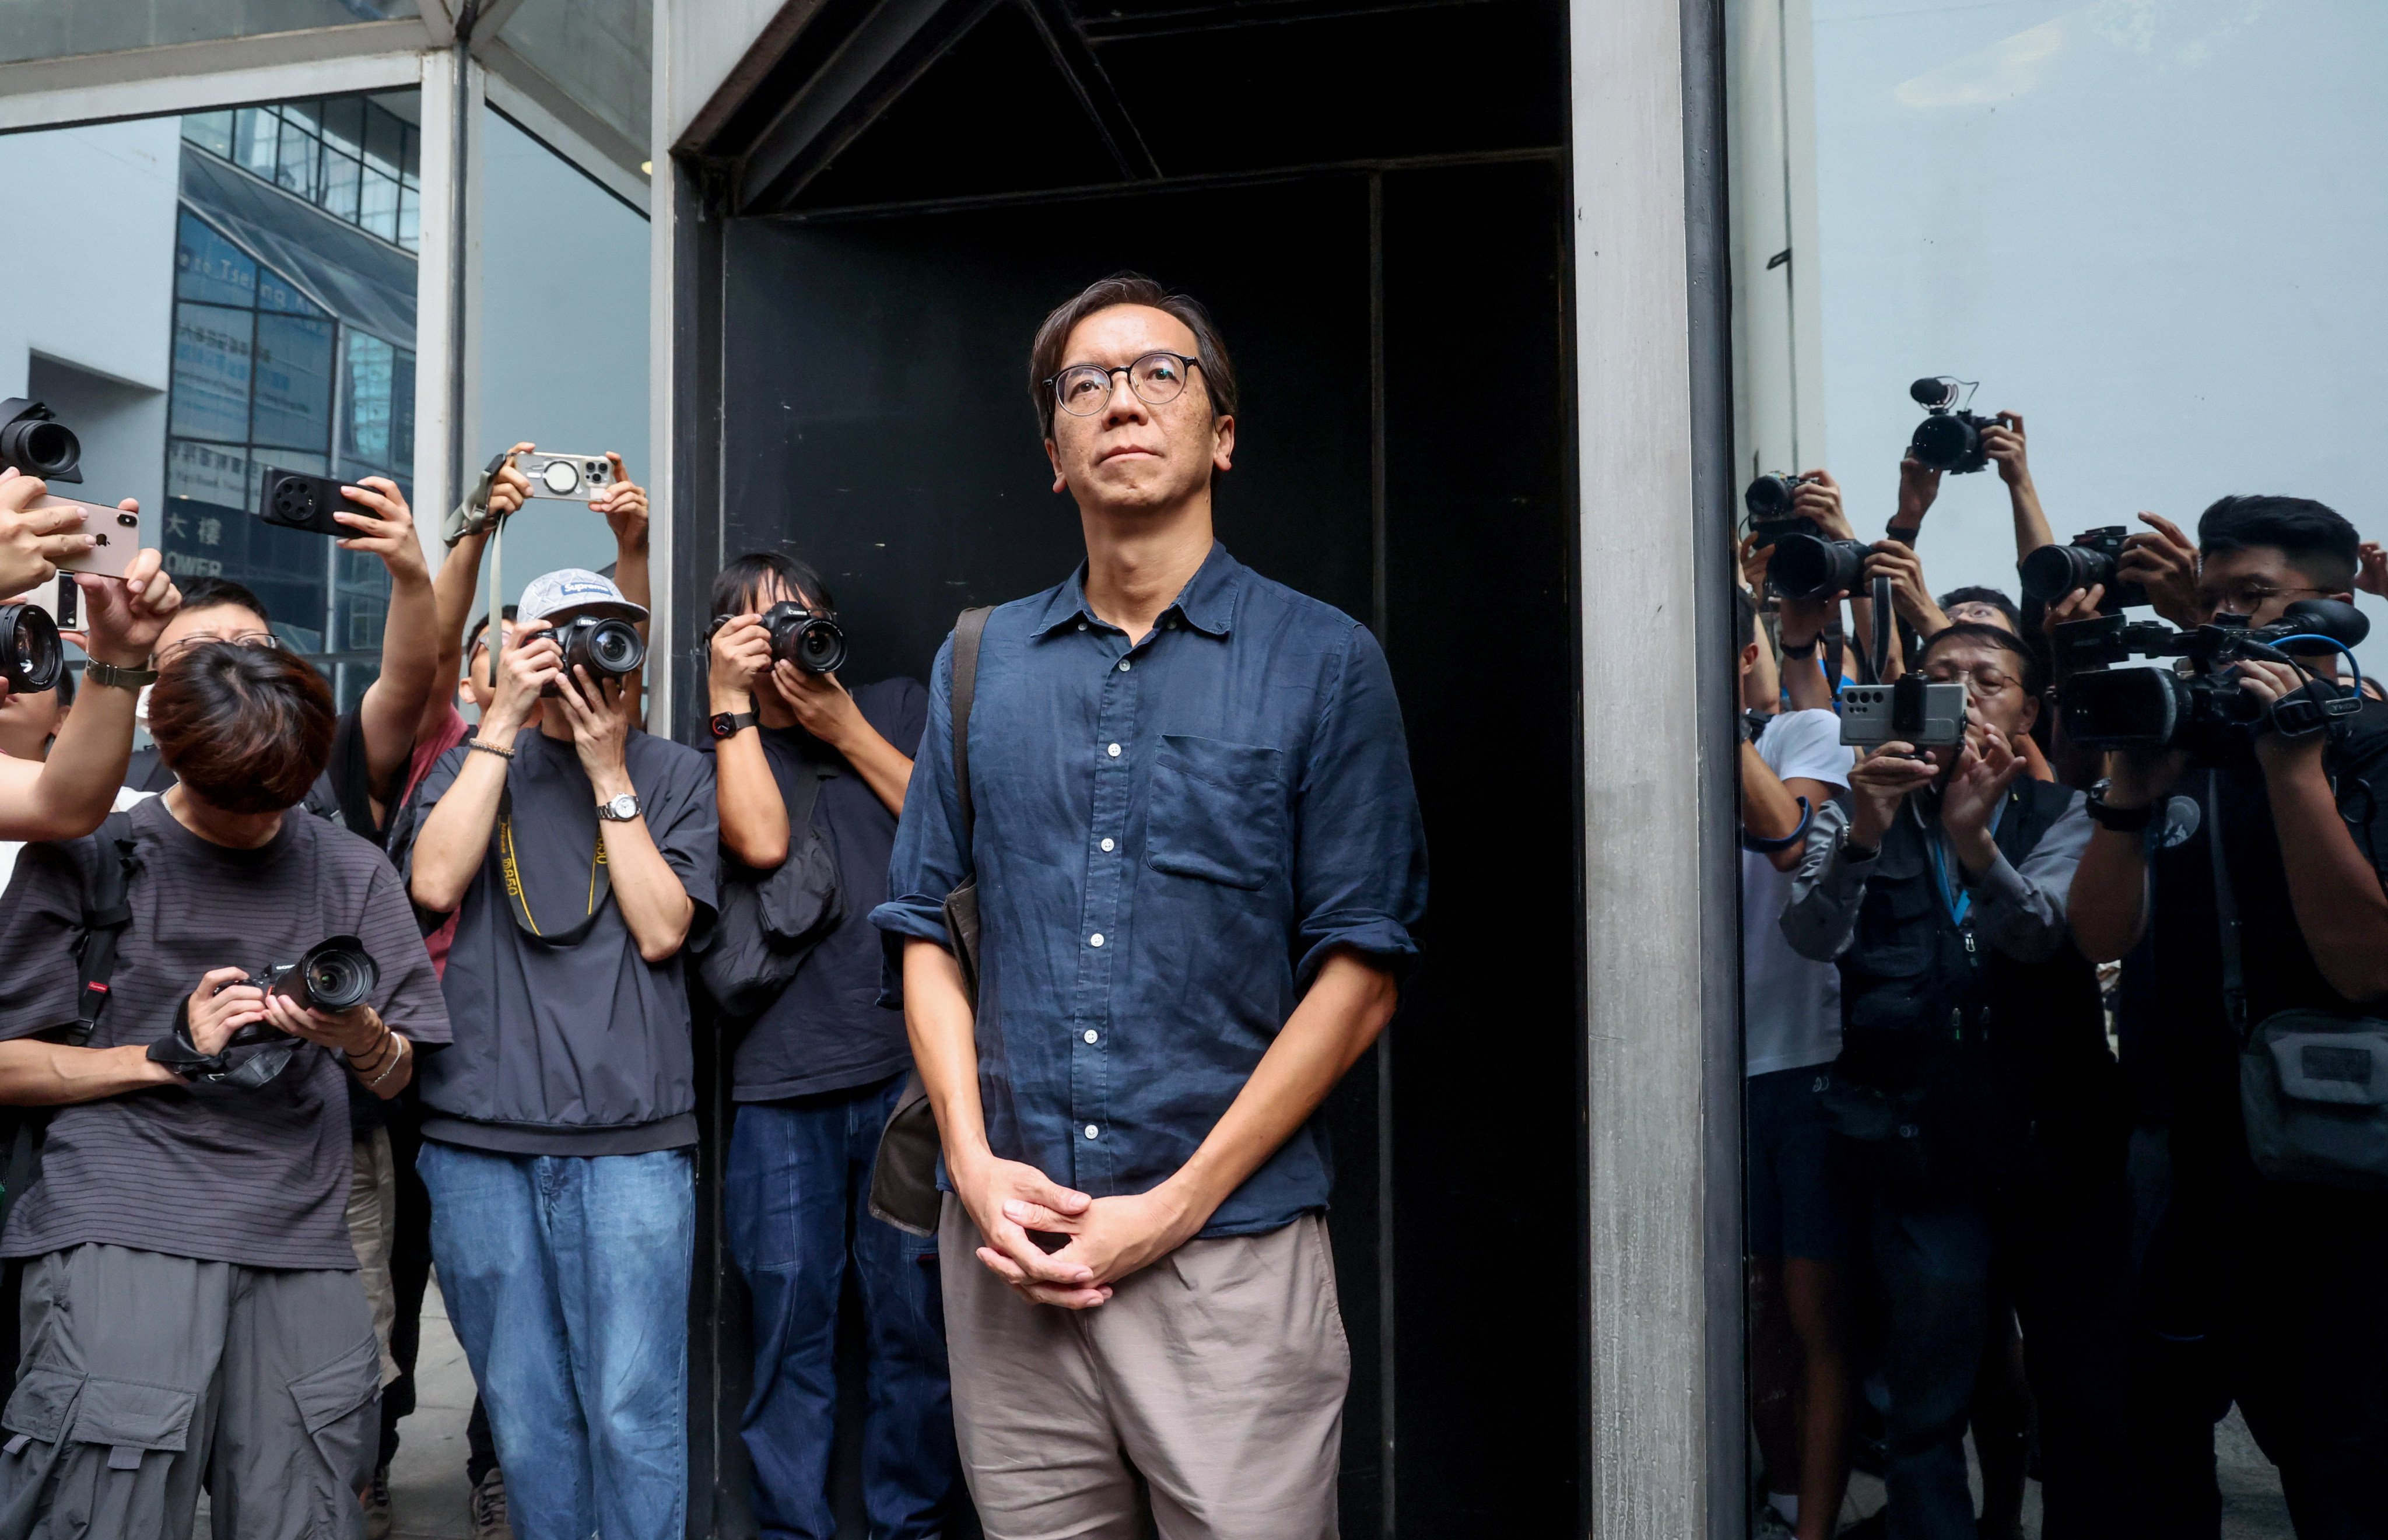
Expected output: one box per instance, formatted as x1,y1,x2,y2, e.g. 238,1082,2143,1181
258,468,369,537
52,574,77,631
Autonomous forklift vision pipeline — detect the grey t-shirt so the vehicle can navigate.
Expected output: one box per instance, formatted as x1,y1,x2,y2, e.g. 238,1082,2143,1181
402,727,718,1155
0,797,452,1269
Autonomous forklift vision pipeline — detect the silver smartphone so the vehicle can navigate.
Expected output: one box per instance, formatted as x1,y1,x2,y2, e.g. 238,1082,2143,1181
1840,678,1968,749
516,451,615,502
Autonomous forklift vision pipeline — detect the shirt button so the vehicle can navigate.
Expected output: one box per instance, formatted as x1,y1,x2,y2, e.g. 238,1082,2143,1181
1100,837,1115,852
1089,932,1104,948
1106,743,1121,758
1084,1029,1099,1044
1076,621,1087,631
1118,659,1131,672
1085,1124,1099,1140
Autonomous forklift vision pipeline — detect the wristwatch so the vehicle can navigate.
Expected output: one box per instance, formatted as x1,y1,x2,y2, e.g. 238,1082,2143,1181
82,661,158,691
709,710,757,741
596,792,642,822
2084,781,2155,833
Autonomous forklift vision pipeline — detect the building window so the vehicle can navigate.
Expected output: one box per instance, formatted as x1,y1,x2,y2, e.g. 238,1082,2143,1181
181,94,422,254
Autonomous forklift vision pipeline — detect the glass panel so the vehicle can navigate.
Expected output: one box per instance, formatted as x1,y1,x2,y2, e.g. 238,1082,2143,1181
273,114,320,200
341,332,396,470
164,439,249,518
390,348,416,470
255,265,327,317
181,111,234,160
321,148,362,224
363,103,405,178
169,303,254,443
251,313,335,451
397,184,419,252
174,212,255,307
320,96,365,157
235,106,279,178
0,1,412,68
497,0,653,155
359,169,402,243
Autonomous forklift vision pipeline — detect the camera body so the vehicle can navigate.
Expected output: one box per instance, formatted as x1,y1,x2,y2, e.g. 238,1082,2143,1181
0,600,64,694
240,936,379,1014
0,397,82,483
1744,473,1820,545
1769,532,1869,602
517,452,615,502
260,469,370,537
2019,526,2148,613
545,613,647,697
1907,377,1993,475
2054,599,2371,762
761,601,848,675
1841,675,1969,750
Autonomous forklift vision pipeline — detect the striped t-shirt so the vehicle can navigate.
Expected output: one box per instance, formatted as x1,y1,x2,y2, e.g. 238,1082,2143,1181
0,796,451,1269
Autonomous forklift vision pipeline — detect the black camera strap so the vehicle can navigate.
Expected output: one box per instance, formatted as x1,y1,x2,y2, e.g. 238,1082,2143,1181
1861,573,1894,685
2204,775,2248,1040
497,784,612,946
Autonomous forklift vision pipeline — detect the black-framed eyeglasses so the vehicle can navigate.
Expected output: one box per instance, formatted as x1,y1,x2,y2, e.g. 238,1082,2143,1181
1046,352,1203,417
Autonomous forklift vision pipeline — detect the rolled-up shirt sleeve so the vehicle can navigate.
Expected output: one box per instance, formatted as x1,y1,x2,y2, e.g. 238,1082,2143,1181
872,634,970,996
1291,624,1428,988
1782,797,1867,962
1962,793,2089,964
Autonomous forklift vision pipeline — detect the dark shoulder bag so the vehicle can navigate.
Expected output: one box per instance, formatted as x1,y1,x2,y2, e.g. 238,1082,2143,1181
695,756,841,1019
869,606,993,1237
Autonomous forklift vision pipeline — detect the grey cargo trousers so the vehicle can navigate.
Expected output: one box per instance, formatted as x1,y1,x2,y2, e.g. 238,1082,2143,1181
0,1243,381,1540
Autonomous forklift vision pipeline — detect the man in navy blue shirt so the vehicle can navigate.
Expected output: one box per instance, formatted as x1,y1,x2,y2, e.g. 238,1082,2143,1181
874,273,1426,1538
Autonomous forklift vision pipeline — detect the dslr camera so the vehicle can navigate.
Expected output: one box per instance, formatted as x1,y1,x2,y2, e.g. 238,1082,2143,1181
2019,526,2148,613
0,598,64,694
2054,599,2369,762
1744,472,1821,546
0,398,82,483
244,935,380,1013
762,601,847,675
545,613,647,697
1768,531,1870,602
1907,377,1994,475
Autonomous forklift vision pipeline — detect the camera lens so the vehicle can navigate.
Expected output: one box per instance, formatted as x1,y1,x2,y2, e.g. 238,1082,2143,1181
794,617,848,675
0,602,65,693
296,938,378,1013
587,618,646,676
1769,534,1867,601
0,404,81,481
1909,412,1979,472
1744,475,1797,521
2019,543,2116,605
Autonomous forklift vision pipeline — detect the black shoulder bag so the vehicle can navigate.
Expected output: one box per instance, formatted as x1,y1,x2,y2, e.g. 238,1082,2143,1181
869,607,993,1237
695,752,842,1019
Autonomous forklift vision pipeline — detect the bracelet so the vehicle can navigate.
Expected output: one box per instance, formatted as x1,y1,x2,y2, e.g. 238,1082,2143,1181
2084,784,2155,832
1781,634,1821,660
366,1034,409,1089
1842,830,1880,862
344,1022,392,1067
468,739,516,762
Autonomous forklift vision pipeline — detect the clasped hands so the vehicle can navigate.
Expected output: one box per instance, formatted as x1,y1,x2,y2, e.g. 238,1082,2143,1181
955,1149,1205,1310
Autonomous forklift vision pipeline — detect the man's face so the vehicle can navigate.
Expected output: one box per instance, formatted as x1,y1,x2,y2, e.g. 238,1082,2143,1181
1921,636,2038,741
1043,304,1234,515
463,619,517,711
154,602,274,668
1945,600,2016,634
2193,545,2347,629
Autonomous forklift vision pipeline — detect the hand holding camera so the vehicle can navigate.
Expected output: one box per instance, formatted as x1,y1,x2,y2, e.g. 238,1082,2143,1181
0,468,95,597
709,613,775,711
1940,722,2028,870
185,966,268,1058
1895,454,1942,531
1862,539,1948,633
2115,513,2201,625
484,619,562,741
590,454,648,553
1978,411,2031,490
552,655,638,794
329,476,427,585
1847,742,1940,847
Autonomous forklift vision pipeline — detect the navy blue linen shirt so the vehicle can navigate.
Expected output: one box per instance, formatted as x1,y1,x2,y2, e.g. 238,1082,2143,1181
872,542,1426,1238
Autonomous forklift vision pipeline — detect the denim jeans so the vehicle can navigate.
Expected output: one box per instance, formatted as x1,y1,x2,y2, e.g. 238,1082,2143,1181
726,1076,959,1539
1863,1167,2134,1540
418,1141,694,1540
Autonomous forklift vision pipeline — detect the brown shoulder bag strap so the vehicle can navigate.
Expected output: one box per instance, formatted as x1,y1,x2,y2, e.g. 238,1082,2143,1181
950,606,993,846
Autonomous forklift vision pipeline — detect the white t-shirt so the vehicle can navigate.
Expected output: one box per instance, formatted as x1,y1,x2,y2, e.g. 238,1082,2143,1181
1742,709,1853,1076
0,785,155,895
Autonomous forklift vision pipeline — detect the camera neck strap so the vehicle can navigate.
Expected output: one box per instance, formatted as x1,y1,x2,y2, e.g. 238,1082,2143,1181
497,783,612,946
2204,774,2248,1039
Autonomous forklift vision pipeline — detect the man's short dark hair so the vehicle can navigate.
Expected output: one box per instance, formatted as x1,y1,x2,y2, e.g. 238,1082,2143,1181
1733,586,1757,646
1917,620,2045,700
149,642,335,814
710,552,832,622
1028,273,1238,440
465,604,519,660
1936,585,2023,634
176,576,272,626
2197,495,2359,591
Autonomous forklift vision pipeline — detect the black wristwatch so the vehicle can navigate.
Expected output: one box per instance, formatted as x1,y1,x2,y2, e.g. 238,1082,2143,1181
709,710,757,741
2084,782,2155,833
1781,634,1822,660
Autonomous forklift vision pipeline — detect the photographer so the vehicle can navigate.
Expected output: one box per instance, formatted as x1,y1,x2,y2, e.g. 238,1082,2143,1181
701,553,953,1537
401,567,716,1540
2067,496,2388,1535
0,643,447,1538
1782,622,2133,1538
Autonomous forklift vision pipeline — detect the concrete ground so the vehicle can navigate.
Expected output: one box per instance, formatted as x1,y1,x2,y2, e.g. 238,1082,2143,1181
385,1275,479,1540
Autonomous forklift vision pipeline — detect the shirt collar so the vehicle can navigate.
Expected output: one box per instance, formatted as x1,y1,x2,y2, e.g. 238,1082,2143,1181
1032,541,1244,640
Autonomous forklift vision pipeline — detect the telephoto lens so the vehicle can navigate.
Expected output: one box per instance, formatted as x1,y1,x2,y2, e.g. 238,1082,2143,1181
0,601,65,694
1744,473,1808,522
761,601,849,675
279,936,379,1013
1769,534,1869,602
546,614,647,696
2019,543,2117,605
0,398,82,483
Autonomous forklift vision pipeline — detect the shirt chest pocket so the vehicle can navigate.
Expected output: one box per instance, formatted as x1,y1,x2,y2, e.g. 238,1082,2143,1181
1145,735,1287,892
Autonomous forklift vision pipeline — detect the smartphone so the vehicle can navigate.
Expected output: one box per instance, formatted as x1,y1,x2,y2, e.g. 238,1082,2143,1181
1840,677,1968,750
34,497,142,578
52,574,78,630
516,451,616,503
259,468,370,537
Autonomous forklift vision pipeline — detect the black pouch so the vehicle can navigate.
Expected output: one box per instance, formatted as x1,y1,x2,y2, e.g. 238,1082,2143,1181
1815,1074,1938,1197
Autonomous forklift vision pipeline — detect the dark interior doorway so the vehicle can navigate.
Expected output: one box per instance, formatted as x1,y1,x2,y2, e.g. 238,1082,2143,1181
670,2,1580,1533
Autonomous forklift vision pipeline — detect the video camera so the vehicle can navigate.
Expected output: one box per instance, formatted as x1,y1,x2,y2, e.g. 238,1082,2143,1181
0,598,64,694
1907,377,1993,475
2054,599,2369,759
0,398,82,483
2019,527,2148,614
761,601,847,675
544,613,647,697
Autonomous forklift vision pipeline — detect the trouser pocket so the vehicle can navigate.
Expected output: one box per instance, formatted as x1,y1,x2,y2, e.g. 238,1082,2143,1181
0,1369,197,1540
287,1334,381,1532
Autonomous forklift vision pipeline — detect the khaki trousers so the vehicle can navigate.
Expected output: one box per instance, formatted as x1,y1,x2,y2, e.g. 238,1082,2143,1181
939,1194,1348,1540
345,1127,400,1387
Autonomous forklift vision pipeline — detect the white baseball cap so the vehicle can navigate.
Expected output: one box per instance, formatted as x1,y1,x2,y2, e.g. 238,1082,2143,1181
517,567,647,625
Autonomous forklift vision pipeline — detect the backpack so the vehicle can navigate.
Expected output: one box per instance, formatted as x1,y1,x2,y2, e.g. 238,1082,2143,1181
692,750,843,1019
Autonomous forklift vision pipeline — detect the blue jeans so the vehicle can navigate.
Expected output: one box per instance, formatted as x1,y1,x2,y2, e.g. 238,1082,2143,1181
418,1141,694,1540
727,1076,959,1539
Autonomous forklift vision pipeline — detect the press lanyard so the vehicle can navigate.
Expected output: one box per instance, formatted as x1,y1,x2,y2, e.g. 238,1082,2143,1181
497,784,611,944
1926,795,2006,931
